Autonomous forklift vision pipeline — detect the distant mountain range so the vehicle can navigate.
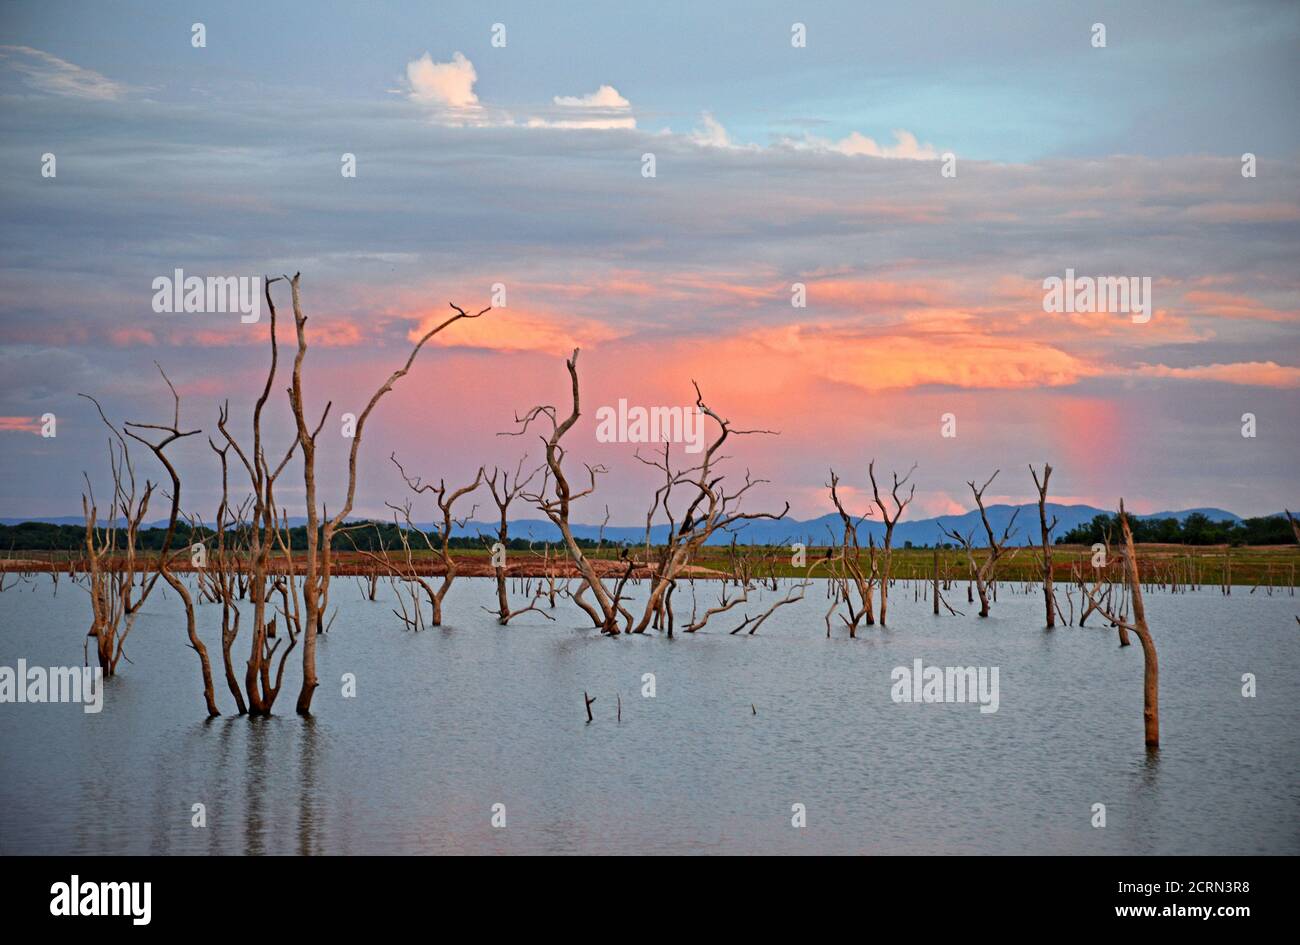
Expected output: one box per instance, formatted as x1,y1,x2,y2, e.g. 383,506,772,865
3,505,1277,547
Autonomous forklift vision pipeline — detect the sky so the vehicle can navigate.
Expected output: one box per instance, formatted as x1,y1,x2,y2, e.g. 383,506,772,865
0,0,1297,525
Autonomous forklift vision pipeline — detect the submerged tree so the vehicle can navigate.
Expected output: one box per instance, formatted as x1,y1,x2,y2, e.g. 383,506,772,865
78,368,218,715
389,455,483,626
629,388,787,635
282,275,488,712
210,278,303,716
868,460,916,627
77,406,158,678
1083,500,1160,748
123,368,216,717
939,469,1019,618
483,459,550,625
1028,462,1060,628
509,350,787,635
509,350,626,633
825,469,877,637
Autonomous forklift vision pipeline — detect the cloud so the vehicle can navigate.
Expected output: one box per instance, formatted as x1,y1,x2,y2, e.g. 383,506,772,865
3,85,1298,518
552,85,630,109
690,112,749,149
0,46,127,101
402,51,483,120
1133,361,1300,388
686,114,935,157
1180,290,1296,322
0,416,42,434
529,84,635,129
399,56,634,130
407,307,623,353
780,128,942,160
782,324,1099,391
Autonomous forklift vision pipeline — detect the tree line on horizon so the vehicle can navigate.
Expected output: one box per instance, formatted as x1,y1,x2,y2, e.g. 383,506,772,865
3,511,1294,552
1057,512,1293,547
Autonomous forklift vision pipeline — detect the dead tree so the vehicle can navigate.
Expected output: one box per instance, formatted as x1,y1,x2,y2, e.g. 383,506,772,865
78,435,150,677
77,393,176,677
373,508,435,631
1083,500,1159,748
629,389,787,635
508,350,626,633
826,470,877,636
212,281,301,716
729,580,812,635
939,470,1019,618
283,273,488,713
1028,462,1059,628
483,458,544,624
868,460,916,627
123,367,216,717
390,455,483,626
1078,528,1129,645
684,580,752,632
207,437,251,713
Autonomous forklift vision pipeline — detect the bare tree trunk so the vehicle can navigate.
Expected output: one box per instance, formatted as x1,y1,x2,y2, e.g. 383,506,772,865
511,351,652,634
1083,501,1158,747
869,460,916,627
1029,463,1058,628
1118,504,1159,747
123,367,215,716
825,471,877,636
940,470,1019,619
284,275,488,713
932,547,939,615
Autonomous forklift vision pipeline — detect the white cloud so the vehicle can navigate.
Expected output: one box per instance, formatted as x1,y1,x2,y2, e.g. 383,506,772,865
0,45,127,101
403,51,483,120
691,112,732,148
399,59,633,130
781,128,942,160
688,112,762,151
552,85,630,109
393,54,935,153
529,84,635,130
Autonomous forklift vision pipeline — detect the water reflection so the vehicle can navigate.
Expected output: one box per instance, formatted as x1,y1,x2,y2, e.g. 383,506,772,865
298,716,320,857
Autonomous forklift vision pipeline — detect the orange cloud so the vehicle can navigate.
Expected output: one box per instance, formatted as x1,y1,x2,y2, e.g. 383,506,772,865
772,323,1100,391
409,307,623,353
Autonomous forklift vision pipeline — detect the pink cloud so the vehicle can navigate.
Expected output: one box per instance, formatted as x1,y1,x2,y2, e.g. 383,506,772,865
0,416,41,433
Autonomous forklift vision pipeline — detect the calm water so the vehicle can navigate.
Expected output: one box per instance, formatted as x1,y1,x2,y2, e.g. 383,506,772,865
1,576,1297,855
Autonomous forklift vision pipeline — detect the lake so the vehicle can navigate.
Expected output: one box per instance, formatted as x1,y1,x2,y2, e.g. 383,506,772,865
1,576,1297,855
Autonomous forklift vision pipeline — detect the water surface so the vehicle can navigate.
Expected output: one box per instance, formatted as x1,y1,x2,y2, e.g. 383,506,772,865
1,577,1296,854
